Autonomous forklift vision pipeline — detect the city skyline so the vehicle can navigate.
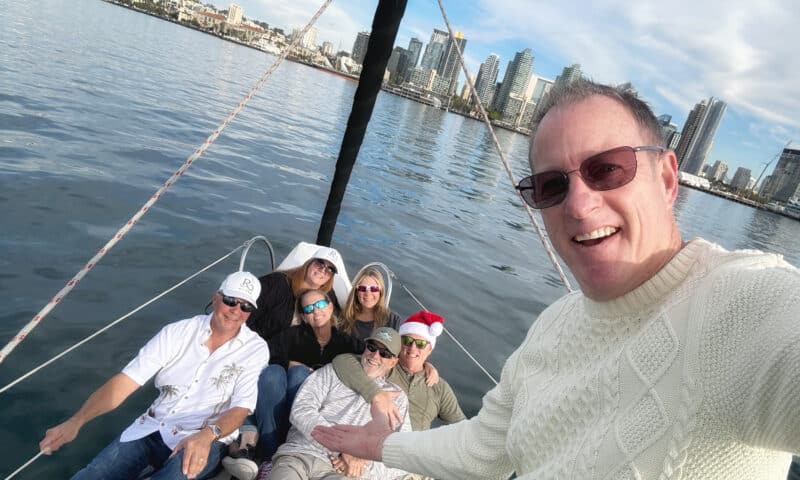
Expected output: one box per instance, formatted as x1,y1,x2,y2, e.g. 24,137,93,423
217,0,796,179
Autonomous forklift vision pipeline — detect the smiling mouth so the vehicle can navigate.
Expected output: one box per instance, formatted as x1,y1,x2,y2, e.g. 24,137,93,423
573,226,619,245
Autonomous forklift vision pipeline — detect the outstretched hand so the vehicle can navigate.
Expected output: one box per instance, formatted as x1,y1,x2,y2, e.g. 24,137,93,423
312,416,393,462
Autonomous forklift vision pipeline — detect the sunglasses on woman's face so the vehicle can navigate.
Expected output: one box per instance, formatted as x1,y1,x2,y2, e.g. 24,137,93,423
365,341,395,359
401,335,429,349
301,299,329,314
515,145,665,209
312,259,337,275
220,293,256,313
356,285,380,293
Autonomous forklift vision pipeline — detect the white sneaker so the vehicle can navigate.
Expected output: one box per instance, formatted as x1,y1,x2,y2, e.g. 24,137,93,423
221,455,258,480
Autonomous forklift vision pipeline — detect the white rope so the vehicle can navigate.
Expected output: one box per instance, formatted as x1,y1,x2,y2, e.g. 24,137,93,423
0,0,335,365
392,274,499,386
435,0,574,293
0,244,244,396
4,451,44,480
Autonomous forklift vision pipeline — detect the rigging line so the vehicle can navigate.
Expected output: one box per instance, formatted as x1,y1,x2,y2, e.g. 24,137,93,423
4,451,43,480
0,0,334,365
435,0,574,293
0,245,244,396
392,274,499,386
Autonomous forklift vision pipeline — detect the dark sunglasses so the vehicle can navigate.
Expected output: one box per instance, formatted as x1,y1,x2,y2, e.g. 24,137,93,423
301,298,329,314
365,341,395,359
220,293,256,313
356,285,381,293
516,146,665,209
401,335,430,349
312,259,337,275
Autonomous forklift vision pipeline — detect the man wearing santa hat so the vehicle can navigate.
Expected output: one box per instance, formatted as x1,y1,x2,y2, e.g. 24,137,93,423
332,311,465,433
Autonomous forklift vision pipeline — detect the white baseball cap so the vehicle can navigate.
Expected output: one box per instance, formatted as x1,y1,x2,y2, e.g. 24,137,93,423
219,271,260,308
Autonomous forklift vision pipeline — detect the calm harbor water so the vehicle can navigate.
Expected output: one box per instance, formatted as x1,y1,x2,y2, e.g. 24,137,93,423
2,0,799,477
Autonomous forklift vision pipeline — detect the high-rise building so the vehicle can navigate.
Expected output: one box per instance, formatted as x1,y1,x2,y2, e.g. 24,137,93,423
657,114,678,147
352,31,370,64
676,97,727,175
708,160,728,182
321,41,334,56
420,29,449,72
474,53,500,108
226,3,243,24
530,64,580,123
407,38,423,70
764,144,800,202
494,48,533,118
387,46,413,84
555,64,582,87
297,26,317,50
531,77,553,104
436,31,467,96
730,167,752,191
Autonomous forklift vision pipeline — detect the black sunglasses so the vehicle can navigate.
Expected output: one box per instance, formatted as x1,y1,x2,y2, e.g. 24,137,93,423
312,259,337,275
516,145,665,209
220,293,256,313
365,341,395,359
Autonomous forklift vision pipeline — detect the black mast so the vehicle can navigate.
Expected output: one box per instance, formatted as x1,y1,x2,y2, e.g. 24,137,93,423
316,0,408,246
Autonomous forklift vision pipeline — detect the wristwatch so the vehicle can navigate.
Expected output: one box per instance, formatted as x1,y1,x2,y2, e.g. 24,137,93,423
206,424,222,439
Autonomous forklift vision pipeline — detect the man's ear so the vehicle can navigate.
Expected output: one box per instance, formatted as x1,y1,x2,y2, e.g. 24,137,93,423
659,150,679,206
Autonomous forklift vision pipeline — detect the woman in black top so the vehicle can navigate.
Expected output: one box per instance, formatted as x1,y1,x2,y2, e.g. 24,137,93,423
246,247,341,345
234,289,354,467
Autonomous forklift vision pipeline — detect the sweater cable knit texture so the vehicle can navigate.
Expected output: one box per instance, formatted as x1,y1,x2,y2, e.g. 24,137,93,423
382,239,800,479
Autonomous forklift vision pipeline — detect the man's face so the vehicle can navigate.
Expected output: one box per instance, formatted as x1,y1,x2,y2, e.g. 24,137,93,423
210,291,251,336
530,95,681,301
361,340,398,379
398,334,432,374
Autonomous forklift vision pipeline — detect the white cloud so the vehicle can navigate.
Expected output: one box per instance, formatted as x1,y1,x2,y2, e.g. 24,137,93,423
470,0,799,131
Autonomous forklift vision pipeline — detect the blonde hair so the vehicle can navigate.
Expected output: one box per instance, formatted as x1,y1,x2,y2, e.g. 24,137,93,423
341,267,389,335
284,258,334,295
296,288,340,328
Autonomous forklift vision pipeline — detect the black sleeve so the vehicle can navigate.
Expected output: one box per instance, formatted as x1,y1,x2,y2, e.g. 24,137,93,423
246,272,295,341
267,327,292,369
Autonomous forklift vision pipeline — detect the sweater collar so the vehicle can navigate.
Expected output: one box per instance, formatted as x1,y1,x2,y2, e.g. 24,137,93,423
581,238,712,317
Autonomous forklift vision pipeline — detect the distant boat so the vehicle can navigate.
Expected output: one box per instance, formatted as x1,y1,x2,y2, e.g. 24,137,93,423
785,199,800,219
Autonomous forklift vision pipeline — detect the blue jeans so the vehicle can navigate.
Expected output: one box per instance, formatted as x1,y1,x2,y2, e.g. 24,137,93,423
240,364,310,460
71,430,226,480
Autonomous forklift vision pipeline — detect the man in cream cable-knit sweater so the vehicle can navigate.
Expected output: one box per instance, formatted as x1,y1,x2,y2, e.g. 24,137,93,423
312,79,800,480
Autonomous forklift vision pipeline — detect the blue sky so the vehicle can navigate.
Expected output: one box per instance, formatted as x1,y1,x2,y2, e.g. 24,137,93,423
229,0,799,178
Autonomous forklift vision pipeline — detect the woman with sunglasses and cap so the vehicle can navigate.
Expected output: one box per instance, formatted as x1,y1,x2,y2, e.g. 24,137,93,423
340,267,402,353
222,289,354,480
246,246,342,346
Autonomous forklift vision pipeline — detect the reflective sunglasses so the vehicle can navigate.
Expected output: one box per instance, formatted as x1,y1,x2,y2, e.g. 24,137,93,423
401,335,430,349
312,259,337,275
301,298,330,314
220,293,256,313
365,341,395,359
356,285,381,293
516,146,665,209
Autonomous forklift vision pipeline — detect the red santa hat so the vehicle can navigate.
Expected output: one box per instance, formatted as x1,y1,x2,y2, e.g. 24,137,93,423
398,311,444,349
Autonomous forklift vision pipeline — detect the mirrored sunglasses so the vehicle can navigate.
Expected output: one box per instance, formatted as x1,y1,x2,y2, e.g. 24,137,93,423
301,298,330,314
220,293,256,313
515,145,665,209
401,335,430,349
356,285,381,293
365,341,395,359
312,259,337,275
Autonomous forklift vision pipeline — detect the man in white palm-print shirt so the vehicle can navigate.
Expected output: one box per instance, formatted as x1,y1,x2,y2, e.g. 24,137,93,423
40,271,269,480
